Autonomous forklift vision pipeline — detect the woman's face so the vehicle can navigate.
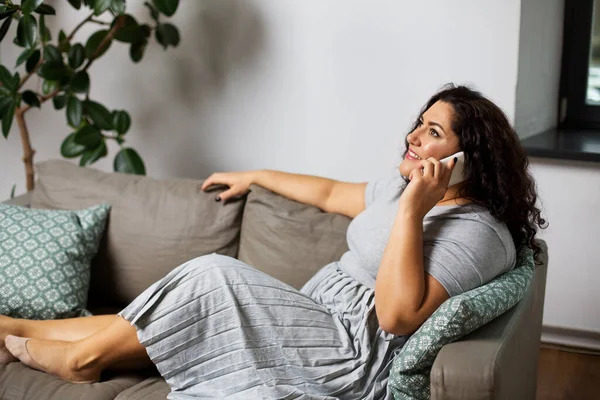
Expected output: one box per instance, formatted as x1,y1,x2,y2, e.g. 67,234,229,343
399,100,462,178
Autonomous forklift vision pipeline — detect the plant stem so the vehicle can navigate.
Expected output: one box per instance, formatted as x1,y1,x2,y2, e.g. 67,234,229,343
90,18,110,26
68,12,95,41
82,15,126,71
18,59,43,89
20,88,60,114
14,108,36,192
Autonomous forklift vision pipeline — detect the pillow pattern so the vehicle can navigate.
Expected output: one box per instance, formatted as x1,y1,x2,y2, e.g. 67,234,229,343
0,203,110,319
388,246,535,400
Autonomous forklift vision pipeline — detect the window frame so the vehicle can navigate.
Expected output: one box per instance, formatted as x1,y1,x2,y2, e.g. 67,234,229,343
559,0,600,129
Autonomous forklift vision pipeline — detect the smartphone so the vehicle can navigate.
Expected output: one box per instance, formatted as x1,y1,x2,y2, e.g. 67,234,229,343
440,151,466,186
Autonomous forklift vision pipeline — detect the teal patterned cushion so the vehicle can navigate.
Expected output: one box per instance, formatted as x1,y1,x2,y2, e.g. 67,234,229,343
389,246,535,400
0,203,110,319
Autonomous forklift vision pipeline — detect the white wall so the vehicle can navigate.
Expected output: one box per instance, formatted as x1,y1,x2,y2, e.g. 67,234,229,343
514,0,564,138
0,0,521,197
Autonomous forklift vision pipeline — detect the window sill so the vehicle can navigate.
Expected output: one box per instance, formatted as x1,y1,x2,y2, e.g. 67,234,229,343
521,128,600,163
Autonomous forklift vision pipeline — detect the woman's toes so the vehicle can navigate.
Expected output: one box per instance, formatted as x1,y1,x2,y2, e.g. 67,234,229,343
5,336,99,383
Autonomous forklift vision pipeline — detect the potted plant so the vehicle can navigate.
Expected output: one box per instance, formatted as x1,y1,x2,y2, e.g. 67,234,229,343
0,0,181,193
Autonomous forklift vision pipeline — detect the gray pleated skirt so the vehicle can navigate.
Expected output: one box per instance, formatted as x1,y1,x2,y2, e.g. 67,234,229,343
119,253,406,399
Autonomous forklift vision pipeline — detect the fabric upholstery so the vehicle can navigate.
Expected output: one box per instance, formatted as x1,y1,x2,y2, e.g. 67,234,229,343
114,377,170,400
237,184,351,289
30,160,246,309
0,203,109,319
0,362,146,400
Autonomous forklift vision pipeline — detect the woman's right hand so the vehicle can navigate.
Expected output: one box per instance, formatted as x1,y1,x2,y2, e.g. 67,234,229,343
201,171,256,203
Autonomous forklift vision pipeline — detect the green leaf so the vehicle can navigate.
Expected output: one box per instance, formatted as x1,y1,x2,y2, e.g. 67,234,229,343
39,13,45,39
0,65,15,91
22,90,40,108
60,132,86,158
0,9,17,21
43,44,61,62
112,110,130,134
66,95,82,127
0,96,13,119
80,140,107,166
13,35,25,48
144,1,159,21
70,70,89,93
152,0,178,17
84,100,112,130
52,93,66,110
34,3,55,15
22,0,43,15
58,29,70,52
129,40,147,63
93,0,111,16
85,29,111,59
10,184,15,199
114,148,145,175
37,60,67,80
155,23,179,49
15,48,34,67
114,15,147,43
73,124,102,147
17,14,37,48
68,43,85,69
42,26,51,42
25,49,41,73
11,72,20,91
0,15,11,43
67,0,82,10
2,101,14,138
42,79,58,95
110,0,126,15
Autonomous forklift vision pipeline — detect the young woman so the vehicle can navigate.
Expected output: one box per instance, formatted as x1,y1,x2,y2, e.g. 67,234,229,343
1,85,547,399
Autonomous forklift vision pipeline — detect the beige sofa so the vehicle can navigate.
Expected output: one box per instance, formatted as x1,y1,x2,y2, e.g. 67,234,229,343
0,160,548,400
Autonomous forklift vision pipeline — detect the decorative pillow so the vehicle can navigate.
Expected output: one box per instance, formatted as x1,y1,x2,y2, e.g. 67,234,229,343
388,246,535,400
0,203,110,320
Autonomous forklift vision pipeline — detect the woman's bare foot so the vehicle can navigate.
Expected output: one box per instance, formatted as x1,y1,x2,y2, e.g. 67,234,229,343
0,316,18,363
5,336,100,383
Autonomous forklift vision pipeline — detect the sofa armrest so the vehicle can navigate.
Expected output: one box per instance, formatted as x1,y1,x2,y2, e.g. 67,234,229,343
2,192,31,207
430,239,548,400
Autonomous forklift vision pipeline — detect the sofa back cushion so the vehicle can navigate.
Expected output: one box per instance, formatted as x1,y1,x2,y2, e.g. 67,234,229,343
237,185,351,289
31,160,246,309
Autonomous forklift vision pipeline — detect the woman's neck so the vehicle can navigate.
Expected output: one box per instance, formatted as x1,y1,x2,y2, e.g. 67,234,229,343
436,183,471,206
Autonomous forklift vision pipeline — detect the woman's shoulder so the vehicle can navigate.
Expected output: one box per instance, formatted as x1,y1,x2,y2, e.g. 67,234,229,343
427,204,517,273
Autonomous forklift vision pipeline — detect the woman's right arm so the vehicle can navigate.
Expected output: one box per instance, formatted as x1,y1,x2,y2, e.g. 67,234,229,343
201,170,367,218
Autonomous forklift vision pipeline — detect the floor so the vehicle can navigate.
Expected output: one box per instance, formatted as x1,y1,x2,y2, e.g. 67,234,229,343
536,346,600,400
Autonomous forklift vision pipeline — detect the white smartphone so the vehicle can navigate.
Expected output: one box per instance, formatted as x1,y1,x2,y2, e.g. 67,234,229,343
440,151,466,186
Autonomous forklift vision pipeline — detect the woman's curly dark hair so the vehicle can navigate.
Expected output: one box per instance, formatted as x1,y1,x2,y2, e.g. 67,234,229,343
402,84,548,265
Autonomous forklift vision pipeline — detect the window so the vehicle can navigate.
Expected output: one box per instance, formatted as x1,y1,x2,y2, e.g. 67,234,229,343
559,0,600,128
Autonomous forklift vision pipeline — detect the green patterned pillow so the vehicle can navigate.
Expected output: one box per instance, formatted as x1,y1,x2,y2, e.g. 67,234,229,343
0,203,110,320
389,246,535,400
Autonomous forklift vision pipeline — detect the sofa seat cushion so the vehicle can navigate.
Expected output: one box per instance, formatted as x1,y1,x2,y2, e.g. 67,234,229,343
114,377,170,400
237,185,351,289
31,160,246,309
0,362,146,400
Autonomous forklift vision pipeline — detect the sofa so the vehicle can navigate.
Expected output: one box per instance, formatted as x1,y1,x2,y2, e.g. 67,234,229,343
0,160,548,400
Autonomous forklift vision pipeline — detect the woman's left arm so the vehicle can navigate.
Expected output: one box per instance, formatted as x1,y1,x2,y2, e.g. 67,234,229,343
374,212,449,336
374,157,457,336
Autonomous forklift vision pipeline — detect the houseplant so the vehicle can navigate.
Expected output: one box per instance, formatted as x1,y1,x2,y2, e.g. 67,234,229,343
0,0,181,192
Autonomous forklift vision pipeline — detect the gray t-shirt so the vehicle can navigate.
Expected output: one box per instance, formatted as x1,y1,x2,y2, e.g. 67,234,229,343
336,170,516,296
